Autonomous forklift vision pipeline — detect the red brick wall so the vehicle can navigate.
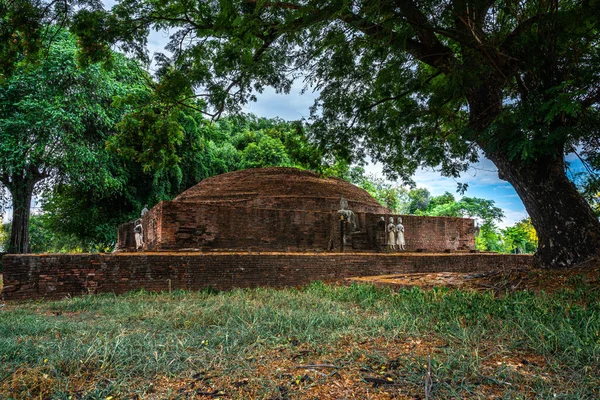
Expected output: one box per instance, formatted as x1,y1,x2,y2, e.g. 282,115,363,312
369,215,476,251
2,252,532,300
143,203,337,252
120,204,476,253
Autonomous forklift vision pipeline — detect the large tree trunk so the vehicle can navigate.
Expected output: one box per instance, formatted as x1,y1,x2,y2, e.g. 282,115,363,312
467,80,600,268
488,151,600,268
5,178,35,254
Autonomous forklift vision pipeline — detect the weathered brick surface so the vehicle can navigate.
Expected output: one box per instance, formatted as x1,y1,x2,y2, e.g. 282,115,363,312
371,215,476,251
2,252,532,300
117,168,477,253
143,203,337,252
128,204,476,253
117,221,136,251
174,167,390,214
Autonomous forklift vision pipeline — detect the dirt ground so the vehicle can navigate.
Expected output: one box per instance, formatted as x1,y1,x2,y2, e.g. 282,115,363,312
347,262,600,295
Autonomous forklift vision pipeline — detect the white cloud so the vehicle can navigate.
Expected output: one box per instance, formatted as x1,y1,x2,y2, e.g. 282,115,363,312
499,208,529,228
243,81,317,121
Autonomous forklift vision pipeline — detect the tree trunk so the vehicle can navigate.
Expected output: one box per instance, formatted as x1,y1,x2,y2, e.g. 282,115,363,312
6,179,35,254
466,79,600,268
488,150,600,268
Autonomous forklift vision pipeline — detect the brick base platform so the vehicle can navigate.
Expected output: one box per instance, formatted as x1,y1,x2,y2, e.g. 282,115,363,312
1,252,533,300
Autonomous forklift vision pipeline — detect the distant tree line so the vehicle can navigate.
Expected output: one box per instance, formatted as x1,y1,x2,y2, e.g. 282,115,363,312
338,166,538,254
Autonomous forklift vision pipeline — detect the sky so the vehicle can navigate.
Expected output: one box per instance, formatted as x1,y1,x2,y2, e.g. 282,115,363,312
0,2,590,228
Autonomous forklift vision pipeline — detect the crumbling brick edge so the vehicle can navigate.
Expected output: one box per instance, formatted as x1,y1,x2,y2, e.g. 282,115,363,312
1,252,533,301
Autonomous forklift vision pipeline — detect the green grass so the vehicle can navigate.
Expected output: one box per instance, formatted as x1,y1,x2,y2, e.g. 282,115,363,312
1,282,599,399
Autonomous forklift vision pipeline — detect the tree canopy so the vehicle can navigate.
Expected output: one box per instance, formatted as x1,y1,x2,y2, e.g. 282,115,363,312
0,28,149,252
502,218,538,254
34,113,328,251
71,0,600,267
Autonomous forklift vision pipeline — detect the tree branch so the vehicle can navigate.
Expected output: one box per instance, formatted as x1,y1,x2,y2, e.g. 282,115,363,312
246,0,301,10
339,12,455,72
360,71,442,112
581,85,600,109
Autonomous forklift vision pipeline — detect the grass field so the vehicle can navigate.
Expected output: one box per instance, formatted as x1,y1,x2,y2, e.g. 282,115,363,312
1,277,599,399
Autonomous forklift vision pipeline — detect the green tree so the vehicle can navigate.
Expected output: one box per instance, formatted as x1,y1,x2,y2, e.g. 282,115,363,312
476,225,505,253
414,190,505,251
428,192,456,211
0,217,7,252
426,197,505,225
333,165,409,213
214,114,326,171
574,170,600,218
0,0,114,79
0,28,148,253
87,0,600,267
239,137,291,169
407,188,431,214
502,219,538,254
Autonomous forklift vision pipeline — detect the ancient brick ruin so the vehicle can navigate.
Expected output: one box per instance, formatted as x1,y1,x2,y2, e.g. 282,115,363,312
2,252,532,300
117,167,476,253
2,167,530,301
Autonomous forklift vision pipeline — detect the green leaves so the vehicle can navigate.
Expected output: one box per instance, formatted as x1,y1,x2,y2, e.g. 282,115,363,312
0,27,150,251
502,218,538,254
0,0,44,79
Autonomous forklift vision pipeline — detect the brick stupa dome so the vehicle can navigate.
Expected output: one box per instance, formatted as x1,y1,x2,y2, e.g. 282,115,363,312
117,167,476,252
174,167,390,214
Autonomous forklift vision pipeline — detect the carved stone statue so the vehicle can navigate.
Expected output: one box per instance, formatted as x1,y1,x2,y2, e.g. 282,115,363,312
387,217,396,250
338,196,357,231
339,196,349,211
377,216,386,247
141,204,149,217
133,218,144,250
395,217,405,250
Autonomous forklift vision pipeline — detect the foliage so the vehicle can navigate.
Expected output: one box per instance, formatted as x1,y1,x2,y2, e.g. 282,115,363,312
0,218,7,252
77,0,600,267
1,0,72,78
0,27,150,252
406,188,431,214
3,214,86,254
573,170,600,218
334,166,408,213
502,219,539,254
475,224,505,253
0,27,143,189
0,283,598,398
75,0,599,179
424,194,505,226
